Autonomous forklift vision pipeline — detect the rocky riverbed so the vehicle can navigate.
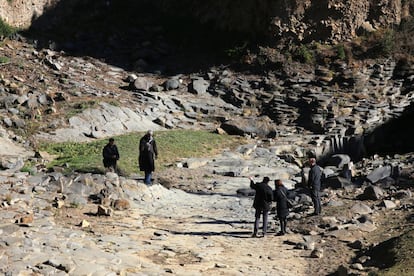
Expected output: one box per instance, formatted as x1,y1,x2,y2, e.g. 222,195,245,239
1,139,413,275
0,36,414,275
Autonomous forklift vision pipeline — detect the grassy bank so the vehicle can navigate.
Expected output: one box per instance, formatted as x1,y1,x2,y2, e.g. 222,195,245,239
38,130,245,176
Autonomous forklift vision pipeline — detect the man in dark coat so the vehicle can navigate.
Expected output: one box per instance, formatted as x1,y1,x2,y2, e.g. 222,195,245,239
308,157,322,215
249,176,273,237
102,138,120,172
139,130,158,185
274,179,289,235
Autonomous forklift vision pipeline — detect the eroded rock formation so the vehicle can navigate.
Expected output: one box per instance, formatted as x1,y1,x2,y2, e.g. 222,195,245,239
1,0,412,42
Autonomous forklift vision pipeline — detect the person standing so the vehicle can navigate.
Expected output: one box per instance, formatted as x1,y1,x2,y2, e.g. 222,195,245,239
273,179,289,235
139,130,158,185
102,138,120,173
308,156,322,215
249,176,273,237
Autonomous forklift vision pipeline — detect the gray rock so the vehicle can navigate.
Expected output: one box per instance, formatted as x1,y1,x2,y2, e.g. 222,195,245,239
381,200,397,209
326,154,351,168
190,78,210,94
184,158,210,169
220,116,277,138
163,78,180,91
326,199,344,207
366,165,392,183
351,263,364,271
351,202,372,215
3,117,13,127
131,77,152,91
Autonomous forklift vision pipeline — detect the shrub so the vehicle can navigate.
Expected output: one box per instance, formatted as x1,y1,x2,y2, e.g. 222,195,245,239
297,44,314,64
0,18,16,38
336,44,346,60
380,29,395,56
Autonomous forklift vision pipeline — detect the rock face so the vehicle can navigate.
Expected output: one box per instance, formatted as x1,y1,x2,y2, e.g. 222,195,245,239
156,0,407,42
0,0,410,43
0,0,58,28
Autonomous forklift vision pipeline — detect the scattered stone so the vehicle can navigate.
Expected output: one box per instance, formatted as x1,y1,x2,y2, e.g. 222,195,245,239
351,263,364,271
310,248,323,258
111,199,130,211
15,212,33,225
366,166,392,183
351,202,373,215
381,200,397,209
79,220,90,228
97,205,112,216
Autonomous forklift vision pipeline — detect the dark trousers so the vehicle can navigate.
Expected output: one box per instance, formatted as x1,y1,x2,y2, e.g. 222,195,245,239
144,171,152,185
254,209,269,235
104,160,117,172
279,216,287,234
310,189,321,214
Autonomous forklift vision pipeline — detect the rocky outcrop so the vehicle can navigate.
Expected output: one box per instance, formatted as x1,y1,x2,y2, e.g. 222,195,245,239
0,0,57,28
0,0,410,43
157,0,408,42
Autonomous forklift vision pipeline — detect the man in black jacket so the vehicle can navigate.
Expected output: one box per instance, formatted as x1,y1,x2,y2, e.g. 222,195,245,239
249,176,273,237
102,138,120,173
274,179,289,235
308,157,322,215
139,130,158,185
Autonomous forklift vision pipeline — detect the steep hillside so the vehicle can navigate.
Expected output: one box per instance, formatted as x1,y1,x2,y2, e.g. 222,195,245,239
0,1,414,276
1,0,412,42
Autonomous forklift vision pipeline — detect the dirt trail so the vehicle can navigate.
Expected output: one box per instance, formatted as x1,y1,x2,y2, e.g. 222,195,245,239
136,215,307,275
58,187,308,276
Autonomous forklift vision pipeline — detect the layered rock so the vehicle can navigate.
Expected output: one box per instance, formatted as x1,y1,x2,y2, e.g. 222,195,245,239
157,0,407,42
0,0,410,43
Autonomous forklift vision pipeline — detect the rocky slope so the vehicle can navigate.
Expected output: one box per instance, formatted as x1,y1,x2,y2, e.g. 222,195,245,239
0,34,413,275
1,0,412,43
0,1,414,275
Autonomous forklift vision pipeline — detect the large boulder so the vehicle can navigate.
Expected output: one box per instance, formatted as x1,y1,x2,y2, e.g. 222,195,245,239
366,165,392,184
325,154,351,169
220,116,277,138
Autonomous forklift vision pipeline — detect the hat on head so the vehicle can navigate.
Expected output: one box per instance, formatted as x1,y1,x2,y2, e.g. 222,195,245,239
307,150,316,159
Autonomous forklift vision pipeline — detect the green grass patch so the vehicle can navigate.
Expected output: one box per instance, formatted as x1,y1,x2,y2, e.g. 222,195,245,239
38,130,244,176
0,18,17,38
0,56,10,64
65,101,98,118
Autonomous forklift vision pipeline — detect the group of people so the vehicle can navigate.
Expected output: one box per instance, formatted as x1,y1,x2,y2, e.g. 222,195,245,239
102,132,323,237
249,156,323,238
102,130,158,185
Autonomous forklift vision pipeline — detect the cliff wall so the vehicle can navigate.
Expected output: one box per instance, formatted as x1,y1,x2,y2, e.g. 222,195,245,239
0,0,57,28
1,0,413,42
156,0,412,42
